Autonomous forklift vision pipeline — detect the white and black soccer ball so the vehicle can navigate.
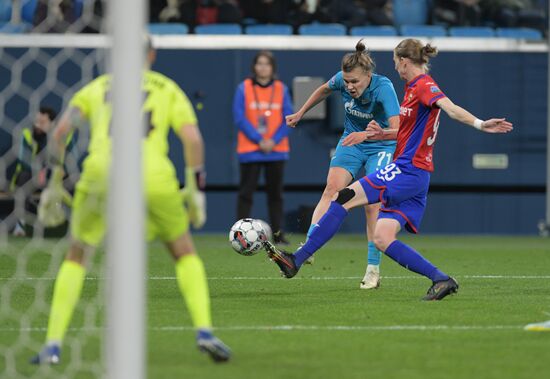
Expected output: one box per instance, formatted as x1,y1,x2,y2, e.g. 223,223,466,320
229,218,267,256
256,219,273,242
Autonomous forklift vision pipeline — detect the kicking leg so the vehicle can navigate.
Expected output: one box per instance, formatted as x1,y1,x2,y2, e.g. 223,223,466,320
307,167,352,238
266,180,368,278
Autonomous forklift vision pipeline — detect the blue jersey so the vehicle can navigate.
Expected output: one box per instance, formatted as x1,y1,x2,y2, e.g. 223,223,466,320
328,71,400,148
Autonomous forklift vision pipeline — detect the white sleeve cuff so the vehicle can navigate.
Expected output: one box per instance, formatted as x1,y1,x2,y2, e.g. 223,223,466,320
473,119,484,130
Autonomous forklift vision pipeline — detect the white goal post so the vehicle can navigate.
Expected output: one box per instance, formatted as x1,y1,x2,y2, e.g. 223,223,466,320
105,1,146,379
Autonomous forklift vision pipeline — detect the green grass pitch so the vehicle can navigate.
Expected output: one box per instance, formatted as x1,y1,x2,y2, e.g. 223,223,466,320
1,234,549,378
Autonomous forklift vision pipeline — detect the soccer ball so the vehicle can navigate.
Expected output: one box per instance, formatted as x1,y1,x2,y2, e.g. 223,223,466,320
229,218,268,256
256,219,273,242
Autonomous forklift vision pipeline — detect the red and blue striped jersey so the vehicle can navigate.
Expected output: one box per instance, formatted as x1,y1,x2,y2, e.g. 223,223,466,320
393,74,446,172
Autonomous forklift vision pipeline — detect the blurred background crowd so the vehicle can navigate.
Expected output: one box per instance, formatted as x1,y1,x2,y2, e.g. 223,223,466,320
0,0,547,36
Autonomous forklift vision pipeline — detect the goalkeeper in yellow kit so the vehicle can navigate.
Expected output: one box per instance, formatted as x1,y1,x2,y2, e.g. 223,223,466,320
31,41,231,364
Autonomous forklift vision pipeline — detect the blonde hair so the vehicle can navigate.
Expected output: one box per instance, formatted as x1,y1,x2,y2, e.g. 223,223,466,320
341,39,376,74
394,38,438,72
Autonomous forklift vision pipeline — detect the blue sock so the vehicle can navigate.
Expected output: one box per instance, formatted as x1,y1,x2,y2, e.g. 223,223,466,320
294,202,348,267
384,240,449,282
306,223,317,240
367,241,381,266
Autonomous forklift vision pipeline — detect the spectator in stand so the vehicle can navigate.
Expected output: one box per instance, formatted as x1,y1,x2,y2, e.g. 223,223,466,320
288,1,329,31
80,0,104,33
33,0,76,33
217,0,243,24
480,0,546,32
33,0,104,33
326,0,368,27
288,1,319,32
361,0,393,25
240,0,290,24
152,0,197,27
432,0,482,26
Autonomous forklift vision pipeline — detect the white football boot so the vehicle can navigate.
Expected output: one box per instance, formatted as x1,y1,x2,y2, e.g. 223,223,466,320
524,320,550,331
12,221,26,237
360,265,380,289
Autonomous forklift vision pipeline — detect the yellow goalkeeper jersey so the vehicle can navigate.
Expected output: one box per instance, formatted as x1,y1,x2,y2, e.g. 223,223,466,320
69,70,197,191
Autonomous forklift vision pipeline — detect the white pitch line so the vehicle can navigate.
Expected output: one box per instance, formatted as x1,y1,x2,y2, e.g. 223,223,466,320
1,275,550,281
0,324,524,333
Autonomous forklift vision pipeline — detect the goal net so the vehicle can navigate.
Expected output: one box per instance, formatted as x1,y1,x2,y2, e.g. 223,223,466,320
0,1,145,377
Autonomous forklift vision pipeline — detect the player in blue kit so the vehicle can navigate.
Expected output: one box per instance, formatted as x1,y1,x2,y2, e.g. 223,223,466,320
285,40,400,289
266,38,513,300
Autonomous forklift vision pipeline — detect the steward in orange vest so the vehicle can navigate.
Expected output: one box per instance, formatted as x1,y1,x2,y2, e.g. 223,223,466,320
232,50,293,244
233,77,292,163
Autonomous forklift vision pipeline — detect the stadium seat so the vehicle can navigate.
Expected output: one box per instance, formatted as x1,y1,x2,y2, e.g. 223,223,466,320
0,22,31,33
194,23,242,35
449,27,495,38
495,27,543,40
148,23,189,35
350,26,398,37
0,0,11,22
74,0,84,18
242,17,258,26
245,24,292,35
400,25,447,37
393,0,428,26
298,23,347,36
21,0,37,24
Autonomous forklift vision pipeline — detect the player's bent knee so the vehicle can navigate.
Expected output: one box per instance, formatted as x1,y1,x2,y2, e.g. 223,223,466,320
373,233,392,252
335,188,355,205
323,183,340,198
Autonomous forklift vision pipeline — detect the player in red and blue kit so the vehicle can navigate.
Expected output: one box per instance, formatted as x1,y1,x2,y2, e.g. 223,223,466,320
265,39,513,301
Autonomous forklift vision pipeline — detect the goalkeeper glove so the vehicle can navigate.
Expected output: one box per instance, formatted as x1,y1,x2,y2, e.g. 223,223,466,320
181,167,206,229
38,166,72,227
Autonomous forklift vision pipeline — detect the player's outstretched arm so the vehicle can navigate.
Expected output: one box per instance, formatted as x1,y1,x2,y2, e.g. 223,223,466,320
476,118,514,133
436,97,513,134
286,83,332,127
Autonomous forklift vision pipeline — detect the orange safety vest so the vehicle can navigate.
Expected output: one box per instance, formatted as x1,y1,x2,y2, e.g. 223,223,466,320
237,78,290,154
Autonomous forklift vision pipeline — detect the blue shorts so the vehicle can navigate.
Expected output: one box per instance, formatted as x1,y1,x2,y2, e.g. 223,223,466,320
330,137,396,178
358,161,430,233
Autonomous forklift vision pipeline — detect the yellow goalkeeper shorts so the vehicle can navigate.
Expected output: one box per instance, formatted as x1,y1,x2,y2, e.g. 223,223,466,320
71,180,189,247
